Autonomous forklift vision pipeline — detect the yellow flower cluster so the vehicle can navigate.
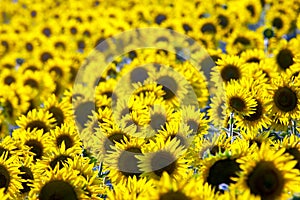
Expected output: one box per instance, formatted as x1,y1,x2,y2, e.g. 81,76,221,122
0,0,300,199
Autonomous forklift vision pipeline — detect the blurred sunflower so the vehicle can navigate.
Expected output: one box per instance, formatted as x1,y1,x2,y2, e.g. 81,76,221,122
105,137,145,184
208,91,228,128
235,142,300,200
136,138,188,180
267,74,300,125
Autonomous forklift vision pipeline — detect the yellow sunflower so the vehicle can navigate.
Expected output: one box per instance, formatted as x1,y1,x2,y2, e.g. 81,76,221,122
16,108,56,134
267,74,300,125
28,165,87,200
42,94,73,127
235,142,300,200
0,153,23,199
136,138,188,180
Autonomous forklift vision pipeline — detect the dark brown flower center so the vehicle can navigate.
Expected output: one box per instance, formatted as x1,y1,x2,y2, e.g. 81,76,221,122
247,161,284,200
220,64,240,82
56,135,73,149
274,86,297,112
157,76,178,100
0,165,10,192
201,23,217,34
150,113,166,132
244,99,263,121
4,75,15,85
272,17,283,30
25,139,43,160
207,158,240,191
118,147,142,177
48,106,65,127
25,120,49,133
229,97,246,112
159,191,190,200
39,180,78,200
276,49,294,70
151,151,176,177
74,101,95,130
50,155,72,169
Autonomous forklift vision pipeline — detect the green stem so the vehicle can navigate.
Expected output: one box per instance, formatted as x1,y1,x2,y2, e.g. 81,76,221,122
291,119,297,135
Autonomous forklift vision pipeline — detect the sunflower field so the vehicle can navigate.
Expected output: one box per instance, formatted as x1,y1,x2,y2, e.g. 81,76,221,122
1,0,300,199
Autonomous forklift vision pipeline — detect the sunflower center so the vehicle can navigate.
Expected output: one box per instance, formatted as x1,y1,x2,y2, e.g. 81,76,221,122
155,14,167,25
50,155,72,169
18,166,34,193
26,42,34,51
74,101,95,129
220,64,240,82
0,165,10,191
201,23,216,34
246,57,260,63
42,28,51,37
151,151,176,177
49,66,64,77
187,119,199,134
39,180,78,200
244,99,262,121
24,78,39,89
183,23,192,33
272,17,283,30
247,161,284,199
25,120,49,133
48,106,65,127
118,147,142,177
207,158,240,190
54,42,66,50
246,5,255,17
25,139,43,160
218,14,229,28
157,76,178,100
56,135,73,149
104,133,129,153
130,67,149,84
233,37,250,46
4,75,15,85
159,191,190,200
274,86,297,112
276,49,294,70
41,52,53,63
170,134,187,147
285,148,300,170
210,145,226,155
229,97,246,112
150,113,166,132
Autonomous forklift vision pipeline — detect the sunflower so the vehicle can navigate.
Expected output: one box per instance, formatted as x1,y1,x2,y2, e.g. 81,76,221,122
197,16,219,37
237,0,262,24
234,80,272,132
12,129,52,161
42,94,73,127
104,137,145,184
43,57,71,85
106,176,153,200
17,155,35,197
211,54,247,88
147,66,189,107
28,165,87,199
235,142,300,200
179,105,209,136
16,108,56,134
225,29,264,55
67,155,106,199
224,79,257,116
141,103,179,138
136,138,188,180
90,123,133,163
144,171,216,200
49,123,82,151
0,68,17,86
208,91,228,129
155,121,192,150
267,74,300,125
0,153,23,198
277,135,300,171
272,38,300,71
16,69,56,99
